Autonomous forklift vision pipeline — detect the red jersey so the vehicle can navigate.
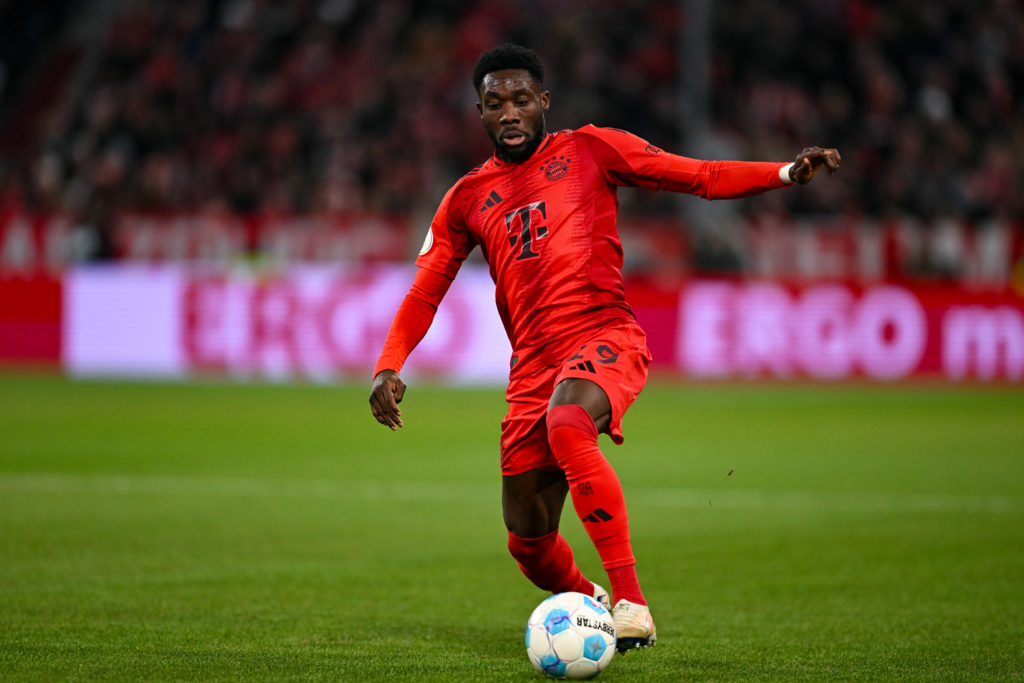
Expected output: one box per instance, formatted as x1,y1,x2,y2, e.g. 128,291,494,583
372,123,786,378
402,125,788,377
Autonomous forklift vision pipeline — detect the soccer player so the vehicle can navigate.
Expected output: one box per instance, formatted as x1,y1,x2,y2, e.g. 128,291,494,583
369,44,840,652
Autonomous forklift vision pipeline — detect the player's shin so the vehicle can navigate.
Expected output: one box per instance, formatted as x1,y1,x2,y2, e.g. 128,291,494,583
506,529,594,596
547,404,646,606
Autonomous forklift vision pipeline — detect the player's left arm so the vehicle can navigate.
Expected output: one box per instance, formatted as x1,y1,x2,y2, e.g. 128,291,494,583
659,145,840,198
578,125,840,199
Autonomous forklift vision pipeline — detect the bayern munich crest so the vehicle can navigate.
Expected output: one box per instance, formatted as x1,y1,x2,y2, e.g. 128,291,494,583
541,156,571,181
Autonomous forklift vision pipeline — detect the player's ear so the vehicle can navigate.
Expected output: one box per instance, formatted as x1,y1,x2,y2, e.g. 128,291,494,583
540,90,550,111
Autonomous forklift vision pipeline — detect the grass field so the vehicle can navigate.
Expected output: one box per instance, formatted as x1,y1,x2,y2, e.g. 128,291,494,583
1,373,1022,681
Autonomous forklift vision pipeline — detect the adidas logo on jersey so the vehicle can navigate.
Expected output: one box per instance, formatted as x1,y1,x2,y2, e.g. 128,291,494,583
480,190,503,212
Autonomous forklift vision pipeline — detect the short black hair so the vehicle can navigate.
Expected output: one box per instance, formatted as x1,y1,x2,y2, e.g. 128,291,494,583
472,44,545,94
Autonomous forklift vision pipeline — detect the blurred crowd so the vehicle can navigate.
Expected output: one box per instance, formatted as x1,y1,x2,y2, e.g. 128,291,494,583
1,0,1022,262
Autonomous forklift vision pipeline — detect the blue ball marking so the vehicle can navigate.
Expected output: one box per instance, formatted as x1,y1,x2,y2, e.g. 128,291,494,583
544,608,571,635
583,633,607,661
540,653,566,677
582,596,607,615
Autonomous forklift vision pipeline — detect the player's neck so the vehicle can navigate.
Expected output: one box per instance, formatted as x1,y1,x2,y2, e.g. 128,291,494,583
495,133,548,164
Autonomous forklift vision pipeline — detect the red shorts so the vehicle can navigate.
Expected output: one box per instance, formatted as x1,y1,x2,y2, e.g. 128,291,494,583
499,322,651,476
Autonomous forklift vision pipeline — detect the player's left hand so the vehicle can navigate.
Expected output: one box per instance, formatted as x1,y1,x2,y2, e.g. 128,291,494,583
790,146,841,184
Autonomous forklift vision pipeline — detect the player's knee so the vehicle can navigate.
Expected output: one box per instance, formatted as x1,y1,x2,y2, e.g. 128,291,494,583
505,510,556,539
547,404,598,452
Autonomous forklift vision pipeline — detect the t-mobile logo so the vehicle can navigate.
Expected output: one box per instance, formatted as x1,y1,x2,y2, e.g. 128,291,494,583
504,201,548,260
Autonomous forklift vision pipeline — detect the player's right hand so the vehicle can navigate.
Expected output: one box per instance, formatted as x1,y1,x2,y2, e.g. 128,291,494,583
369,369,406,430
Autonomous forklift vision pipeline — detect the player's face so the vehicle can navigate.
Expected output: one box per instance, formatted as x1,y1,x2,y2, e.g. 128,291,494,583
477,69,550,163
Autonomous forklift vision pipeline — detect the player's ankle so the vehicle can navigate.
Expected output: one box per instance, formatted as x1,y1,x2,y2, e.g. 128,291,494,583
571,576,595,597
613,593,646,606
607,564,646,606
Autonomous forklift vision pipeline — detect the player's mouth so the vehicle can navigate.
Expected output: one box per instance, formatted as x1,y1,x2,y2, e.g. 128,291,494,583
501,129,528,147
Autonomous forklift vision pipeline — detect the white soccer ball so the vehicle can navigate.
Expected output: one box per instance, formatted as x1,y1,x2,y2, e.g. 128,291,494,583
525,591,616,679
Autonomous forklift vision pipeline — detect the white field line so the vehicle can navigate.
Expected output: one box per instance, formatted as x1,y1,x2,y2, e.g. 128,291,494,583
0,472,1021,515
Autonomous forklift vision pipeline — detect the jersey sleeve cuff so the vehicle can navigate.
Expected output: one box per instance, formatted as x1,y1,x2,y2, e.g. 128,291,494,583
779,162,795,185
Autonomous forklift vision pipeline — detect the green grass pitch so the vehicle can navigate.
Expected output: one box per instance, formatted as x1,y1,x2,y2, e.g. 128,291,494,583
1,373,1022,681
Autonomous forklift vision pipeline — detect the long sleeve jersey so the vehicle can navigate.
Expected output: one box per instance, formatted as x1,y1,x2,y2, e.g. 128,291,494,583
375,125,789,379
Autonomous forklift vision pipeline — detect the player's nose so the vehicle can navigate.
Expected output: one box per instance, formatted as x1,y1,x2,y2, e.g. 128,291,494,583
499,101,519,123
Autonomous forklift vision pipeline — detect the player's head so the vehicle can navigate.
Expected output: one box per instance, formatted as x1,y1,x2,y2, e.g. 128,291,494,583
474,44,550,164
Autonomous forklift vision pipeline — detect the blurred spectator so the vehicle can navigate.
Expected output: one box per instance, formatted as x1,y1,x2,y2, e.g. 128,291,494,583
0,0,1022,268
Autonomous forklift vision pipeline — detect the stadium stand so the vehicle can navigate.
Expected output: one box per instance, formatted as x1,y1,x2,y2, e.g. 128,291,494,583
0,0,1021,283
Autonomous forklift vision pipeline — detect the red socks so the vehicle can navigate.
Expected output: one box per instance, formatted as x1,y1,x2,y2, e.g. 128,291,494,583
547,404,646,606
607,565,645,605
507,529,594,596
505,405,647,606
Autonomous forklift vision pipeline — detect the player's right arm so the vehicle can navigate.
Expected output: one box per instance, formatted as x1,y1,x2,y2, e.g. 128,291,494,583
369,182,475,430
370,267,453,430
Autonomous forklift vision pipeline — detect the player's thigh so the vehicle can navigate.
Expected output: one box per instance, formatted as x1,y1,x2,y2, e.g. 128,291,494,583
552,323,651,444
501,367,560,475
549,378,612,433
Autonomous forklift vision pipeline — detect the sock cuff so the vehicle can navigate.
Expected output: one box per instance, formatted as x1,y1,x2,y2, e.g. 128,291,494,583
547,404,598,440
598,541,636,570
507,528,559,549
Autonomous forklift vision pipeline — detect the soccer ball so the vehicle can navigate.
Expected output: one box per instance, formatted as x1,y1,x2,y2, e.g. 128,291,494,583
525,592,616,679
